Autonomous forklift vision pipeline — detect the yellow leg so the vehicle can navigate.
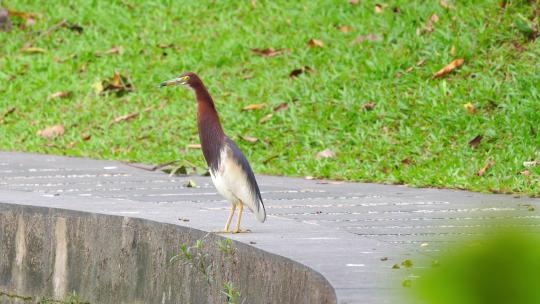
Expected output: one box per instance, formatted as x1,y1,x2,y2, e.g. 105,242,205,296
233,204,250,233
221,204,236,233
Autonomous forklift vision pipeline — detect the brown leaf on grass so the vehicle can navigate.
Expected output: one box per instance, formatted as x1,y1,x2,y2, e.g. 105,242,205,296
48,91,72,100
37,125,65,139
251,48,289,57
349,0,359,5
307,38,324,48
157,43,176,49
337,25,352,33
401,158,413,165
188,143,201,149
2,107,16,119
477,159,494,176
426,14,439,32
316,149,336,160
289,66,314,78
523,160,540,167
110,112,139,125
468,135,483,149
353,34,382,43
240,136,258,143
81,133,91,141
433,58,464,78
361,102,376,111
273,102,288,112
109,106,153,126
439,0,453,9
251,0,257,8
98,71,134,96
463,103,476,114
7,10,38,28
374,4,383,13
259,113,273,124
21,46,47,54
404,59,426,73
96,46,123,56
242,103,266,111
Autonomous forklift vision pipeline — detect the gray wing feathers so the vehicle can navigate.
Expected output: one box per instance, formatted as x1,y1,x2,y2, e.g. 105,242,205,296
225,138,266,222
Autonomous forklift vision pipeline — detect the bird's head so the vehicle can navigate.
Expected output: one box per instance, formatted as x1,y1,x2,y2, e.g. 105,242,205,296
159,72,201,89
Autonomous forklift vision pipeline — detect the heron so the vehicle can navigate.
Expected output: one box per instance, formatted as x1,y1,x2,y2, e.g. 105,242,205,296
160,72,266,233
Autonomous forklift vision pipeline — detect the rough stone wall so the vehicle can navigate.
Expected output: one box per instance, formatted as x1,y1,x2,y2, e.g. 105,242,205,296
0,204,336,304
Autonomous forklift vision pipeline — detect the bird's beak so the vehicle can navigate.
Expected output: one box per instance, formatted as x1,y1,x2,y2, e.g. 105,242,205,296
159,76,189,87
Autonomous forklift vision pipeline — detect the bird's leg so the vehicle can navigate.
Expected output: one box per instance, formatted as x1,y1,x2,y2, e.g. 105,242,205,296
233,204,250,233
221,204,236,233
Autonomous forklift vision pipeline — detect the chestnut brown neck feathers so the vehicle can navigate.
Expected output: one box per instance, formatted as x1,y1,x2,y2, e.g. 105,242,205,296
191,80,225,172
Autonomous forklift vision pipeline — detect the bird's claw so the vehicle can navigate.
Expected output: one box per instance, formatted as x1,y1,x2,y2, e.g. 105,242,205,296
232,229,251,234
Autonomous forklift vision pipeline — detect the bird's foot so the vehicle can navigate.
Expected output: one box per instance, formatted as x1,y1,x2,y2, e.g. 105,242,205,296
232,228,251,234
213,229,232,234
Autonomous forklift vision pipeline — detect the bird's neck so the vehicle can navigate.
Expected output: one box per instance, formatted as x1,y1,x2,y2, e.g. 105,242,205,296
193,84,225,171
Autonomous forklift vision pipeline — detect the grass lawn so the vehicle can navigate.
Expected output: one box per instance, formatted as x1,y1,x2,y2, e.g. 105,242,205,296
1,0,539,195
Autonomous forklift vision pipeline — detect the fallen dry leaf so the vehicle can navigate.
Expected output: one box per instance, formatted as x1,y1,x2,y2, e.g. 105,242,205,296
37,125,65,139
361,102,376,111
7,9,38,28
404,59,427,73
353,34,382,44
259,113,273,124
289,66,314,78
349,0,359,5
273,102,288,112
316,149,336,160
185,180,197,187
251,48,289,57
242,103,266,111
240,136,258,143
433,58,464,78
374,4,383,13
439,0,452,9
468,135,483,149
157,43,176,49
21,46,46,54
426,14,439,32
48,91,72,100
477,159,494,176
401,158,413,165
81,133,91,141
2,107,16,119
96,46,123,56
307,38,324,48
98,70,134,96
463,103,476,114
188,144,202,149
110,112,138,125
337,25,352,33
523,160,540,167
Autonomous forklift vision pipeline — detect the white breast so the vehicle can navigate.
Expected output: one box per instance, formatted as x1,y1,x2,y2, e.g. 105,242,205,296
210,147,256,210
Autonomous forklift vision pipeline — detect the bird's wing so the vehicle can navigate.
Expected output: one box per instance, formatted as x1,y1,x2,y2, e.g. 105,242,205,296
218,137,266,222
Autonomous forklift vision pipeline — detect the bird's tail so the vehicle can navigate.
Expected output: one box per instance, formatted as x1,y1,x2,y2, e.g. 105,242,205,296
255,200,266,223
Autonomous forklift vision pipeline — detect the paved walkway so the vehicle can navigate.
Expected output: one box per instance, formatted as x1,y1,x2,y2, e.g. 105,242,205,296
1,152,539,303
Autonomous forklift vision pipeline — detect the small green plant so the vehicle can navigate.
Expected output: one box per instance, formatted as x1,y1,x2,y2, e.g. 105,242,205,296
216,238,235,260
171,237,243,303
37,292,89,304
171,239,213,284
221,282,242,304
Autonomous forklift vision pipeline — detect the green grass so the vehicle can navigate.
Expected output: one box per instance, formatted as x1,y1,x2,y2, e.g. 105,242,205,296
1,0,539,195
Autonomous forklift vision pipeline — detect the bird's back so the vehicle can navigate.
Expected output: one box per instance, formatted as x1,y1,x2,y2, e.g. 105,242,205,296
209,137,266,222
